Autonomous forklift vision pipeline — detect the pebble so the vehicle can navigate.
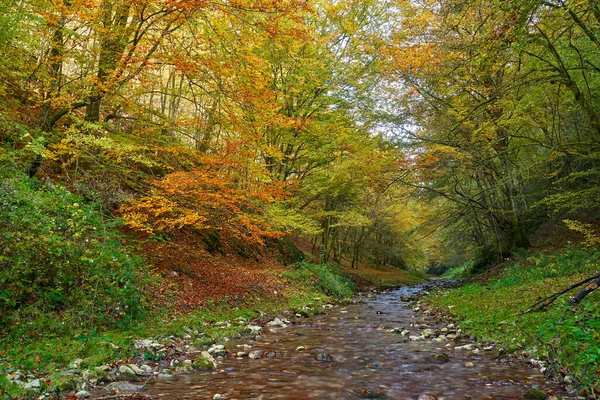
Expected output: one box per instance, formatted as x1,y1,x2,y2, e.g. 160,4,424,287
213,394,229,400
249,351,262,359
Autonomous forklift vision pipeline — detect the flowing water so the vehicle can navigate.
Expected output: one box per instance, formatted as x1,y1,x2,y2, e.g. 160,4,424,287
145,284,566,399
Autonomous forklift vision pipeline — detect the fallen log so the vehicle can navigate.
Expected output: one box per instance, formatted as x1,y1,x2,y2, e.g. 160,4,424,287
522,271,600,314
570,275,600,305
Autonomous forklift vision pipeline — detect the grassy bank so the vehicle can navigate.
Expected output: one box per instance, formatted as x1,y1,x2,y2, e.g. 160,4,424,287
427,248,600,394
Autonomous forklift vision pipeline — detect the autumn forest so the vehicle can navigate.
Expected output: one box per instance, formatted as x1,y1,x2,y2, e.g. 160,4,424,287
1,0,600,397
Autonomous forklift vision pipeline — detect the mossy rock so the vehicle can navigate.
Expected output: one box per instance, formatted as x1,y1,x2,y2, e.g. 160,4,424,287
239,327,254,335
193,337,215,348
192,357,215,371
523,388,547,399
21,379,48,398
80,354,109,369
82,368,111,384
49,373,83,393
295,310,310,318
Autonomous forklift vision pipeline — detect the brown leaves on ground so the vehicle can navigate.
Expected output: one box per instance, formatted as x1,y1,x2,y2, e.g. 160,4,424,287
132,227,288,309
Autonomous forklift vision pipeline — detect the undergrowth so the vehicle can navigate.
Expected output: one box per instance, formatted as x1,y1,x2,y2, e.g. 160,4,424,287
429,248,600,394
284,260,355,297
0,168,149,338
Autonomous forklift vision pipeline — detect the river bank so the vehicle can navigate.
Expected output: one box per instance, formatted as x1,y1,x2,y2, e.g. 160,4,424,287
0,262,424,399
5,280,569,400
137,281,565,399
424,248,600,398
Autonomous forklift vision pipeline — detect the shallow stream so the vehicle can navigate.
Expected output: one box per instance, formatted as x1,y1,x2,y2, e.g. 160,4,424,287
145,284,565,399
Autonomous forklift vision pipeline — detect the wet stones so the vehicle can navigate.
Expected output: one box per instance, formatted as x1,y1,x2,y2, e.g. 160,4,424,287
248,350,262,359
315,352,335,362
208,344,227,357
267,318,289,328
265,351,277,358
430,353,450,364
421,329,435,338
454,344,477,351
105,382,145,393
358,388,385,398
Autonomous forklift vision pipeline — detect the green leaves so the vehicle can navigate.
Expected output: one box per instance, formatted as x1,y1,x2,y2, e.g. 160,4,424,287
0,169,149,336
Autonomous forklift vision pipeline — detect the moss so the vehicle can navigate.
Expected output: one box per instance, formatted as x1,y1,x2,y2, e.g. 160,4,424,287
192,357,215,371
49,373,82,393
523,388,547,399
192,337,215,348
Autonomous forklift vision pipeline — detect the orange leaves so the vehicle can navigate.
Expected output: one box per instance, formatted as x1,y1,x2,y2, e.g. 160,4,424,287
121,142,289,246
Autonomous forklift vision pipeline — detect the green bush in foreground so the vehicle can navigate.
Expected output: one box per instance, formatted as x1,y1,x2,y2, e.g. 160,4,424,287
0,169,149,337
430,248,600,392
286,260,355,297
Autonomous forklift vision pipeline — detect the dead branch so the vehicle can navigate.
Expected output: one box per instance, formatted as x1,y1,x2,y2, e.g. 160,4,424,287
521,271,600,314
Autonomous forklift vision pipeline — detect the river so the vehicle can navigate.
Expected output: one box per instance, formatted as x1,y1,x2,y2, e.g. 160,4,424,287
144,284,566,399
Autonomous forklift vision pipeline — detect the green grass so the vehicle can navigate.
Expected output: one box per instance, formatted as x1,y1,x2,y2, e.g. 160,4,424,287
427,248,600,393
284,261,355,297
440,260,474,279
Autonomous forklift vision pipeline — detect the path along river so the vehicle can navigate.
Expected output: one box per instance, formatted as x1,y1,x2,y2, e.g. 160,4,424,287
145,284,566,399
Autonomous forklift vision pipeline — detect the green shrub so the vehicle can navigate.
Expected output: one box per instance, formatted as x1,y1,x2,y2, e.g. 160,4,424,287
286,261,354,297
0,169,149,336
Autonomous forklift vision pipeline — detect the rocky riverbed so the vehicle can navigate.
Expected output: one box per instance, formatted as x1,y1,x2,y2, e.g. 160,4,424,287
9,282,569,399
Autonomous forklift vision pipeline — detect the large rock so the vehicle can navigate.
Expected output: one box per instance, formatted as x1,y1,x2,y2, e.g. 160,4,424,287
82,368,111,384
176,360,194,373
117,365,138,380
105,382,145,393
266,318,288,328
208,344,227,357
23,379,46,390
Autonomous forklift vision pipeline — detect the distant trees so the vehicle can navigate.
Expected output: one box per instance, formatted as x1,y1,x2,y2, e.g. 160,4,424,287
386,0,600,267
